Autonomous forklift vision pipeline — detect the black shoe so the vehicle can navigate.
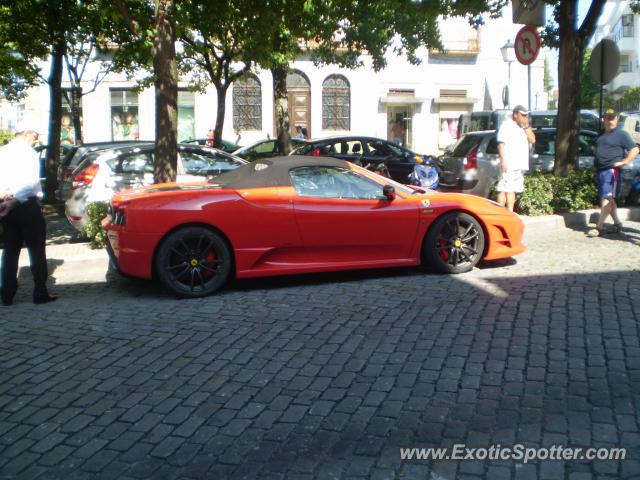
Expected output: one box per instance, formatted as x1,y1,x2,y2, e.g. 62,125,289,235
33,295,58,304
1,299,12,306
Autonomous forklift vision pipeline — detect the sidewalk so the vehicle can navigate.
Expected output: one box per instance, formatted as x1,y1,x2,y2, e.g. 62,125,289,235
522,206,640,240
4,207,640,268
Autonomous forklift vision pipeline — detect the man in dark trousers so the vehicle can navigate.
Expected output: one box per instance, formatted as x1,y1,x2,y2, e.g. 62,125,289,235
587,108,639,237
0,123,57,305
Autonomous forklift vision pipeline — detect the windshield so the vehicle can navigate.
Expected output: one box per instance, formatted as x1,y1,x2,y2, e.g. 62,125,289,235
451,134,485,157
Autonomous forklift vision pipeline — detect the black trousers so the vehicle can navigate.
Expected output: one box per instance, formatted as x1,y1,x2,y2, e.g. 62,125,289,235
1,198,49,302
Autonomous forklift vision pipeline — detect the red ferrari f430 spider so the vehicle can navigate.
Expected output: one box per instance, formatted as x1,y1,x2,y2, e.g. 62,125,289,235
103,156,525,297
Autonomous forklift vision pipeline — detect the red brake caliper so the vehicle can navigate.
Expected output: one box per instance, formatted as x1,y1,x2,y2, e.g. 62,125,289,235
202,250,217,279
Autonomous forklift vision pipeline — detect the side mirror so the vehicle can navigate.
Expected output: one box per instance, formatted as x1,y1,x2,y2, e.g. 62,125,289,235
383,185,396,201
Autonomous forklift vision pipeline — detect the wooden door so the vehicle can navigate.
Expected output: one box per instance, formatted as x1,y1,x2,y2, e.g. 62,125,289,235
274,71,311,139
288,90,311,137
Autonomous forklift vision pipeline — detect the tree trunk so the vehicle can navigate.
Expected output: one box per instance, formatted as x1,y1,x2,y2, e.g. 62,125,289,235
153,0,178,184
70,87,83,144
45,37,65,202
554,33,583,176
272,64,291,155
213,83,228,147
553,0,606,177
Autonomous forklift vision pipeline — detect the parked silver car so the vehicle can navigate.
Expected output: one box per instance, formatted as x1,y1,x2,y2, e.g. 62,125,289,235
65,144,246,230
56,141,153,201
437,131,500,197
437,128,599,198
529,128,598,171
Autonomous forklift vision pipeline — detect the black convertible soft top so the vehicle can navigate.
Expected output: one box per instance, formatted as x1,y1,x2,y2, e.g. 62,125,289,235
210,155,350,189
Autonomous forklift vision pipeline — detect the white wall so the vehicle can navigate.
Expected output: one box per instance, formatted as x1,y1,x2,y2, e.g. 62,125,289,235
4,9,546,156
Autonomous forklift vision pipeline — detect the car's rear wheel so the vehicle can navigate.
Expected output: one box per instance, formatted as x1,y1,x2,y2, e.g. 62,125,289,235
156,226,232,298
423,212,485,274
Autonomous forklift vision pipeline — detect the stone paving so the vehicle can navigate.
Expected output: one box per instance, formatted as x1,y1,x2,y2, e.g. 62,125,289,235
1,217,640,479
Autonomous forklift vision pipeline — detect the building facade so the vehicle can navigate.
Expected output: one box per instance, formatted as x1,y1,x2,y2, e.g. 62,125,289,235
593,1,640,100
3,7,545,156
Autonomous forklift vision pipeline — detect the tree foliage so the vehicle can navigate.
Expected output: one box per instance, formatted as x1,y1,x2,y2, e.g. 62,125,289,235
620,87,640,111
178,0,263,146
239,0,508,152
580,49,599,109
0,0,95,199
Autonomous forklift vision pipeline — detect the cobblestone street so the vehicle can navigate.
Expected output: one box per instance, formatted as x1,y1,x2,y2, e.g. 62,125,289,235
1,219,640,479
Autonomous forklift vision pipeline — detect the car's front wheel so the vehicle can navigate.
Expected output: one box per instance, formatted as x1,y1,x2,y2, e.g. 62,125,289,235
155,226,232,298
423,212,485,274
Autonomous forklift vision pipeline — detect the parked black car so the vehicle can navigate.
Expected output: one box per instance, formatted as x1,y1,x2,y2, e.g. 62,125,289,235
233,138,307,161
291,136,426,184
180,138,240,153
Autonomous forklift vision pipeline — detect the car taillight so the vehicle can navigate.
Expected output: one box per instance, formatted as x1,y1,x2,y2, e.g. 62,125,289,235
463,145,479,169
312,148,321,156
71,164,99,189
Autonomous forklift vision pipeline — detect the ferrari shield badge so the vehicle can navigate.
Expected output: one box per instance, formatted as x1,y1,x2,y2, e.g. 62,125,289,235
421,199,430,208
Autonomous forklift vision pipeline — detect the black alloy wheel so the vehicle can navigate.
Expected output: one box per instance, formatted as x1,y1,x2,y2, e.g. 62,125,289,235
424,212,485,274
156,226,232,297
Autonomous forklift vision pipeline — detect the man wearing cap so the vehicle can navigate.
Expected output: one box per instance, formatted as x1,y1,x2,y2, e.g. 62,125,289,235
587,108,639,237
495,105,536,212
0,123,57,305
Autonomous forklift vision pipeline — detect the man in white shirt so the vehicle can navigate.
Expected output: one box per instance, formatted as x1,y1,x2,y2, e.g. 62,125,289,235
496,105,536,212
0,123,57,306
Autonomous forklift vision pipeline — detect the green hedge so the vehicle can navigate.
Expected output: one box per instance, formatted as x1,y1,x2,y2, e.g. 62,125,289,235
517,169,598,216
0,130,13,144
489,169,599,216
79,201,109,249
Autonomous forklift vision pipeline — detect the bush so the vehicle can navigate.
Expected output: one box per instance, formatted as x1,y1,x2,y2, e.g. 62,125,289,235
517,173,555,216
79,201,109,249
516,169,598,216
0,130,13,145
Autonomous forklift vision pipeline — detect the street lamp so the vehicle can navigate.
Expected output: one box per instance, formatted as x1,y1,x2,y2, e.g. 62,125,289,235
500,39,515,109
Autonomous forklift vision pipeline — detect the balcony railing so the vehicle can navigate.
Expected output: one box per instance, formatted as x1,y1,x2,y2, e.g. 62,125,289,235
429,32,480,57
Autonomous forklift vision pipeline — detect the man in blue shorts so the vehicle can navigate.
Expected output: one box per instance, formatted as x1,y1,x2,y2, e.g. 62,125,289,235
587,108,639,237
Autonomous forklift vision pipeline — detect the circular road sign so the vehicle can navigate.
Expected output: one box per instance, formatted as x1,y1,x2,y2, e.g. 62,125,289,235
589,39,620,84
514,25,541,66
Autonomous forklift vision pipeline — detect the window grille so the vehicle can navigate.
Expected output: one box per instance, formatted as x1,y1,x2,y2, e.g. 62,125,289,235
322,75,350,130
233,75,262,130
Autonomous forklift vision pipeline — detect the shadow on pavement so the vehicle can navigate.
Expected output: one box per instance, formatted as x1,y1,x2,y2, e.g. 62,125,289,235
1,267,639,479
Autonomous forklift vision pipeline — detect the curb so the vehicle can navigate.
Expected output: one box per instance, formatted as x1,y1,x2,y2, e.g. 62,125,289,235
521,207,640,233
11,242,107,268
3,207,639,265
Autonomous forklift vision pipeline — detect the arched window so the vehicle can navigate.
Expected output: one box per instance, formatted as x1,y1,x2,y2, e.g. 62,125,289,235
322,75,350,130
233,75,262,130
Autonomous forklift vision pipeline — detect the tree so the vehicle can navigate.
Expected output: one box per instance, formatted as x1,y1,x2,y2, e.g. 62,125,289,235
620,87,640,111
542,0,606,176
111,0,179,183
543,0,640,176
0,46,39,102
62,7,135,145
0,0,91,199
178,0,260,147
